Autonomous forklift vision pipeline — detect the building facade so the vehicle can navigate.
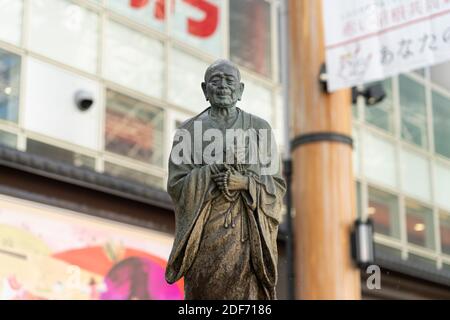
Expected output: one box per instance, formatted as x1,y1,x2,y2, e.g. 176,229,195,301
0,0,285,300
354,62,450,298
0,0,449,299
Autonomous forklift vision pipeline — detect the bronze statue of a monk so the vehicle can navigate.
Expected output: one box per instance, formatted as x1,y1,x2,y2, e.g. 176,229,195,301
165,59,286,300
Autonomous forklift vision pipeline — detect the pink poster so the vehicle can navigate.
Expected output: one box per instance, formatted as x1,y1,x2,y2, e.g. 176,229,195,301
0,195,183,300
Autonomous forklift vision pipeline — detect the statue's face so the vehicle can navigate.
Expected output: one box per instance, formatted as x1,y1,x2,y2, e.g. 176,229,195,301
202,64,244,108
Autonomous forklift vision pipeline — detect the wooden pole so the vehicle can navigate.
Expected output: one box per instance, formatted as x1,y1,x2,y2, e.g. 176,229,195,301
288,0,361,299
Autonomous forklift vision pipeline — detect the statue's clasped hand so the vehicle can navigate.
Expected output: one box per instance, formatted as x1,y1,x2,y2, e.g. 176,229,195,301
211,164,249,193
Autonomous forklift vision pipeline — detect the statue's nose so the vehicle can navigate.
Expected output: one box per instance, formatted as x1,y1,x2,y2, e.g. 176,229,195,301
218,78,227,88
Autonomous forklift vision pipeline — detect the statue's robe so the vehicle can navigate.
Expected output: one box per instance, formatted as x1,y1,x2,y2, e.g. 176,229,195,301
165,107,286,300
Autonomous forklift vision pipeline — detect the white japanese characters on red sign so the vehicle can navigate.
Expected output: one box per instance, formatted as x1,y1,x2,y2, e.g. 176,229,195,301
322,0,450,92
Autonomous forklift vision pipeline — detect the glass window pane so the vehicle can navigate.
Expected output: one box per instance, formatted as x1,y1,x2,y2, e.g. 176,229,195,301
365,79,394,133
107,0,165,31
444,263,450,273
407,254,436,268
363,131,397,189
28,0,98,73
406,200,435,250
368,186,400,239
435,163,450,211
241,77,272,124
26,139,95,169
172,0,223,56
440,212,450,256
229,0,271,77
0,130,17,148
400,149,431,202
431,61,450,92
432,91,450,159
104,21,164,98
105,162,163,189
168,48,209,113
0,49,20,123
399,75,428,148
0,0,22,45
105,91,164,166
375,243,402,260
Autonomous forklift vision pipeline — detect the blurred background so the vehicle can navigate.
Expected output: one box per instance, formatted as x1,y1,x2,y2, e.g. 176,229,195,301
0,0,449,300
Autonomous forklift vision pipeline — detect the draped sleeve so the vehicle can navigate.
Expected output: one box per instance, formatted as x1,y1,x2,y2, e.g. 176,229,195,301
240,114,287,297
165,113,218,284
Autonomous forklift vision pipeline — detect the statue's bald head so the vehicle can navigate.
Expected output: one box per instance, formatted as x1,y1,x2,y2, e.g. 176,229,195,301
204,59,241,83
201,59,244,108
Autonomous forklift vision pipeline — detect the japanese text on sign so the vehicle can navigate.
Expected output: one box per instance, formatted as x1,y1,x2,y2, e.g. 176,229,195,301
322,0,450,91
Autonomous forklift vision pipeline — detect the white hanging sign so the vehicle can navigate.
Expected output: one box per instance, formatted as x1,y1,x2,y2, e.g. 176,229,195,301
322,0,450,91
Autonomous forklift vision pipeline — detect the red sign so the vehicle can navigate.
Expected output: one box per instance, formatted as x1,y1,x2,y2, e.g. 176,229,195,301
129,0,219,38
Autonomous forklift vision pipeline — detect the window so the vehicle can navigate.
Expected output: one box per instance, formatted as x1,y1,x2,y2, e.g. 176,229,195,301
399,75,428,148
0,0,23,45
107,0,165,32
0,130,17,148
375,243,402,259
241,77,272,123
28,0,98,73
400,149,431,202
26,139,95,169
406,200,434,250
23,58,102,150
365,79,394,133
104,20,165,98
444,264,450,272
104,162,163,188
229,0,271,77
105,91,164,166
440,212,450,256
363,131,397,189
407,254,436,268
0,49,20,123
168,48,209,113
368,186,400,239
432,91,450,159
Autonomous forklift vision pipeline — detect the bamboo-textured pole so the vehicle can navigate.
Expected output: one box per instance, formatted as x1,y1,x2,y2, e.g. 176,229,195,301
288,0,361,299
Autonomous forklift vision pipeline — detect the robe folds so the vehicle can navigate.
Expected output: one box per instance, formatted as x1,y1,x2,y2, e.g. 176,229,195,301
165,107,286,300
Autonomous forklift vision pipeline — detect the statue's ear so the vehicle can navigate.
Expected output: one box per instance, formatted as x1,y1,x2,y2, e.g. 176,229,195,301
201,82,208,101
237,82,244,101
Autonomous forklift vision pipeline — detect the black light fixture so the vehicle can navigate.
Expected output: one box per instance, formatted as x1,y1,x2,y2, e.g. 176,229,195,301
351,219,375,268
352,84,386,106
318,63,386,106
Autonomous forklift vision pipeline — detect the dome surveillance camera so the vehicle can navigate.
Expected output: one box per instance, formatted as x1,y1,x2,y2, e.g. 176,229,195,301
74,90,94,111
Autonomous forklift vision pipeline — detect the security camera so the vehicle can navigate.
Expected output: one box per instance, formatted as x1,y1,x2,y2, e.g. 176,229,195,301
74,90,94,111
